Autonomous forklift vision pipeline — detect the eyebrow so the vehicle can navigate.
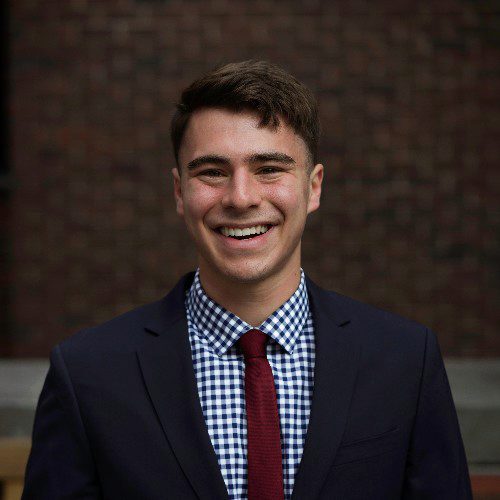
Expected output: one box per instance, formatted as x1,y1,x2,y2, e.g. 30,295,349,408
186,151,296,170
247,152,296,165
187,155,229,170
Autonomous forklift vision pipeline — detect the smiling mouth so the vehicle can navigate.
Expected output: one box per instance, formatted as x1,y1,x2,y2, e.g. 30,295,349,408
218,225,272,240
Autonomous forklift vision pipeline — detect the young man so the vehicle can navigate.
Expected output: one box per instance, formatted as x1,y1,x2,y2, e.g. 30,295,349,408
23,61,472,499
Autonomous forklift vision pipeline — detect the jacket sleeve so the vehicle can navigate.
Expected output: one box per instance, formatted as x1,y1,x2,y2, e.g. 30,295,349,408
22,344,101,499
402,329,473,499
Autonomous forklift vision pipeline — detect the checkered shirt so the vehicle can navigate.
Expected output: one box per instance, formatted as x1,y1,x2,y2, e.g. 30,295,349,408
185,269,315,500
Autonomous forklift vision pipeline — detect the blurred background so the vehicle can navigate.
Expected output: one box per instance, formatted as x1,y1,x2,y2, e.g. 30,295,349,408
0,0,499,498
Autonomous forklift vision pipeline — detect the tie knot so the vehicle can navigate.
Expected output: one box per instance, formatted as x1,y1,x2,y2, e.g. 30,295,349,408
238,329,268,359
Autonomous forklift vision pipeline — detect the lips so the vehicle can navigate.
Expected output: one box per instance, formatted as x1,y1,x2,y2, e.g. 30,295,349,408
219,225,271,239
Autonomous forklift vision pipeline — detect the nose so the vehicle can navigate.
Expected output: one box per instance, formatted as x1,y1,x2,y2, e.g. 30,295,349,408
221,169,262,210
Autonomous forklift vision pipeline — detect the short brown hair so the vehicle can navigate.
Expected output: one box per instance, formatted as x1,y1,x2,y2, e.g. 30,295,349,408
171,60,320,167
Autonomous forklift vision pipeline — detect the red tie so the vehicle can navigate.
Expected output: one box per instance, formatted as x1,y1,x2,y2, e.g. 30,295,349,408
238,329,284,500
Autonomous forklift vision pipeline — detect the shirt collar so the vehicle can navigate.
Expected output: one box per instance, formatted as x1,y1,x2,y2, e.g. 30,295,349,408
186,269,310,356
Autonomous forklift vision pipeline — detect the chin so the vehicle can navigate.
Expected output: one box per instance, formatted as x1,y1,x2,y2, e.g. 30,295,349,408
215,260,275,284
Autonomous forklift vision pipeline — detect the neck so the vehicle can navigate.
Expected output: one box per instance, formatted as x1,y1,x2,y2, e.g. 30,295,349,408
198,263,302,327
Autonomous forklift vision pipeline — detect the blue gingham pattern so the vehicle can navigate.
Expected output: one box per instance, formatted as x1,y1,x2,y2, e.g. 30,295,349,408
185,269,315,500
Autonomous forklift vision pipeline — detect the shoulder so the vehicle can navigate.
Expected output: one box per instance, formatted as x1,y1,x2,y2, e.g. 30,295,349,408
306,276,432,354
329,288,424,332
56,272,195,360
56,298,169,360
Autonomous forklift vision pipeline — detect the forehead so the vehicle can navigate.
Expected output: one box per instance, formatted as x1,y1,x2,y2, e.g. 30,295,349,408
178,108,309,166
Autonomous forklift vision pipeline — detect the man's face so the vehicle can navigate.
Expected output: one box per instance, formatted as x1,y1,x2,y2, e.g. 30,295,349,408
173,108,323,286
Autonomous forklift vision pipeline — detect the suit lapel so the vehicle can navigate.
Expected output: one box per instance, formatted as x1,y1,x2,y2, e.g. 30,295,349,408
137,274,229,500
292,278,360,500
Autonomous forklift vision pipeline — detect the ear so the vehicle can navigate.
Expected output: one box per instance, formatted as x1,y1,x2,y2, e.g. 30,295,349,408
172,167,184,216
307,163,323,214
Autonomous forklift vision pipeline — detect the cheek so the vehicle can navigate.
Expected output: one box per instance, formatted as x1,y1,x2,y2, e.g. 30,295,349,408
183,186,220,219
264,182,307,212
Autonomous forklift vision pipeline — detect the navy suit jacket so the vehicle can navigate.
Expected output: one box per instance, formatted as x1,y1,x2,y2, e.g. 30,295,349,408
23,273,472,499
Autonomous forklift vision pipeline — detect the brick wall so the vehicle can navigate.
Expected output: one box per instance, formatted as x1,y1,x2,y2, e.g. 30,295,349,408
5,0,500,356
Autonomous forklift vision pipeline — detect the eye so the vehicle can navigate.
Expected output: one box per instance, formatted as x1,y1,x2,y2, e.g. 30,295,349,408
199,169,224,178
259,166,282,175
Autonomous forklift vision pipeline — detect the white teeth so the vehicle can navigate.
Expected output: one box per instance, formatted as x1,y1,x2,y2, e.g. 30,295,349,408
220,225,270,237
